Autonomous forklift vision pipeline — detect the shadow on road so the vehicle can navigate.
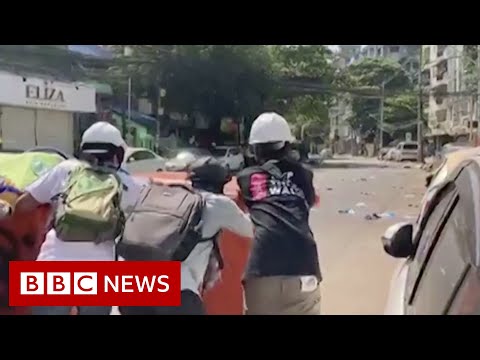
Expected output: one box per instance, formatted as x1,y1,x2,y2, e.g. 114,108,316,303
319,161,391,170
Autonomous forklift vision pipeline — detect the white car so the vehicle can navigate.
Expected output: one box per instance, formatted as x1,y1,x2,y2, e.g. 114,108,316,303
383,152,480,315
123,147,166,174
392,142,419,162
212,146,245,171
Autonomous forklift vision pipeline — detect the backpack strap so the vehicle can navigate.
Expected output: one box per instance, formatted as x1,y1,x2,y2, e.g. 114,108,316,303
261,160,282,178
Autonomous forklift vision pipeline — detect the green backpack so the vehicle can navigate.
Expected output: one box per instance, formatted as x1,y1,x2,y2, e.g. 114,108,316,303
54,162,125,243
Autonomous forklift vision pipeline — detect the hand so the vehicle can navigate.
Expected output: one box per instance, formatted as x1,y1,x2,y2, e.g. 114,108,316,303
0,200,13,219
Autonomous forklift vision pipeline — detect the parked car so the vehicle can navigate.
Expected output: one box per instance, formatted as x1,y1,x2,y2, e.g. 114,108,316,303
124,147,166,174
384,147,397,161
164,147,212,172
212,146,245,171
378,140,400,160
383,150,480,315
391,142,419,162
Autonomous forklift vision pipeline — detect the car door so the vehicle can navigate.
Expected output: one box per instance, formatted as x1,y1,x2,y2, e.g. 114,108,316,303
404,166,477,315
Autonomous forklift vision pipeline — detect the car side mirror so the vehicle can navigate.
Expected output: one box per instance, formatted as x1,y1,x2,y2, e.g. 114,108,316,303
382,222,414,258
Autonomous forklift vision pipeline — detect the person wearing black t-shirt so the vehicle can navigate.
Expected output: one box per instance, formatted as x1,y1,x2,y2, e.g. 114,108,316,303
237,112,322,315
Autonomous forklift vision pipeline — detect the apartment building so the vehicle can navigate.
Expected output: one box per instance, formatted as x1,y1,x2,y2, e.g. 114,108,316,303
350,45,418,64
423,45,472,142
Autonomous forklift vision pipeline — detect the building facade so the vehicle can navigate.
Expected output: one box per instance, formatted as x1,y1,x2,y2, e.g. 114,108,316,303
0,71,96,153
422,45,473,142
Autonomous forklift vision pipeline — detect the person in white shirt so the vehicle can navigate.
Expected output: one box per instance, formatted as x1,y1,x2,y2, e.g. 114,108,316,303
120,156,253,315
14,122,147,316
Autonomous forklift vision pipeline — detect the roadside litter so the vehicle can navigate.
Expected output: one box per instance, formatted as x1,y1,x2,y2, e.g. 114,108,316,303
364,211,396,221
338,209,356,215
404,194,415,199
326,187,333,191
355,202,367,208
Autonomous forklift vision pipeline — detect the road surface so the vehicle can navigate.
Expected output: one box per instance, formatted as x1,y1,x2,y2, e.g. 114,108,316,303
311,157,426,315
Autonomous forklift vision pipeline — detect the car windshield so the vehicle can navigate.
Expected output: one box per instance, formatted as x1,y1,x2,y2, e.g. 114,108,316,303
403,144,418,150
211,148,228,157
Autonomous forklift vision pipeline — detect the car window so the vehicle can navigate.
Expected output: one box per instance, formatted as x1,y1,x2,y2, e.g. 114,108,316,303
403,144,418,150
405,183,457,302
211,148,228,157
127,150,156,162
408,199,469,315
230,148,240,156
396,144,402,149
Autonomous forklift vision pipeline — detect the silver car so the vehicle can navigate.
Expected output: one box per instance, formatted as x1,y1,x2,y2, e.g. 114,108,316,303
392,142,419,162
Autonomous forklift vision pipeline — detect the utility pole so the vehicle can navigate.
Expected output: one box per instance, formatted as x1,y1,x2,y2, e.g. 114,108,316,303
379,82,385,149
417,45,425,163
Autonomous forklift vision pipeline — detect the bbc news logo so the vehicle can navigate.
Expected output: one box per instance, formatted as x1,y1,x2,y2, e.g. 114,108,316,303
9,261,181,307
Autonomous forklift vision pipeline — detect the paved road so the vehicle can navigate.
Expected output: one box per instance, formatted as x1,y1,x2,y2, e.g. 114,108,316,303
310,158,426,315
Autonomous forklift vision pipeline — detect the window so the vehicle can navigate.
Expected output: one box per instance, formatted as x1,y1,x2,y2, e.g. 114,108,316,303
211,148,228,157
409,199,470,315
229,148,240,156
403,144,418,150
405,184,457,302
390,46,400,53
127,150,156,162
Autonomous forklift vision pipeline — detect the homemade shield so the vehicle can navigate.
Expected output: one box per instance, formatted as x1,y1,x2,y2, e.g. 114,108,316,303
0,151,64,315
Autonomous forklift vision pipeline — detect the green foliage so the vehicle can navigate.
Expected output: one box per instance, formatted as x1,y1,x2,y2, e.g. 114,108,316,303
270,45,335,136
107,45,273,123
346,57,416,134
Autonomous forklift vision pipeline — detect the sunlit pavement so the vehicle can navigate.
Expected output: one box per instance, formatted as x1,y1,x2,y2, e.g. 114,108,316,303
311,158,425,315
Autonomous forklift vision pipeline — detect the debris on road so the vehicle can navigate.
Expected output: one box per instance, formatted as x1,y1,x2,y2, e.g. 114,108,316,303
364,211,396,221
360,191,375,196
365,213,381,221
326,187,333,191
403,165,412,169
338,209,356,215
404,194,415,199
355,202,367,208
378,212,396,219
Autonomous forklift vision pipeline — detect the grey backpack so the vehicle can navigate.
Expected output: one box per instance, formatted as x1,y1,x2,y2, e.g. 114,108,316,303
116,183,205,261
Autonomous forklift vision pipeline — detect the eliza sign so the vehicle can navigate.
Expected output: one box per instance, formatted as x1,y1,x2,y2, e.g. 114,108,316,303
25,83,66,110
0,72,96,113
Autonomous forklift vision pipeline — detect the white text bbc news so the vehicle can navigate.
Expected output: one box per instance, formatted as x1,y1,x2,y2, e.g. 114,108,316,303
20,272,170,295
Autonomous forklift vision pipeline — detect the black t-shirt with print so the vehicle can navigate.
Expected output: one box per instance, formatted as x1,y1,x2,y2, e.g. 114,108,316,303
237,159,322,280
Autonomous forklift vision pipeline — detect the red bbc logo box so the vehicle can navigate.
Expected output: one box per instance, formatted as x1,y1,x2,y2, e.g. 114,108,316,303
9,261,181,307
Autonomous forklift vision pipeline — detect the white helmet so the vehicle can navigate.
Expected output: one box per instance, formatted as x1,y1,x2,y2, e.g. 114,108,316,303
249,112,294,145
81,121,127,154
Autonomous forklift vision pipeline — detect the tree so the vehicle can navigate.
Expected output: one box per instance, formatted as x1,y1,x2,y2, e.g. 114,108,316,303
106,45,273,135
270,45,336,138
346,57,415,136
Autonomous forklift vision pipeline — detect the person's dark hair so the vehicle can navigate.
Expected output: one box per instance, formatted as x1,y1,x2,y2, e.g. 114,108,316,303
79,142,125,168
252,141,291,164
188,156,231,194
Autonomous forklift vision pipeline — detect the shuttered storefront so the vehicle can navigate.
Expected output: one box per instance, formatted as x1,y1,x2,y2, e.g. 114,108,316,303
0,106,73,154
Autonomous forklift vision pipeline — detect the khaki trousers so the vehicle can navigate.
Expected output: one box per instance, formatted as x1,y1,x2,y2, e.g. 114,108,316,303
243,276,321,315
